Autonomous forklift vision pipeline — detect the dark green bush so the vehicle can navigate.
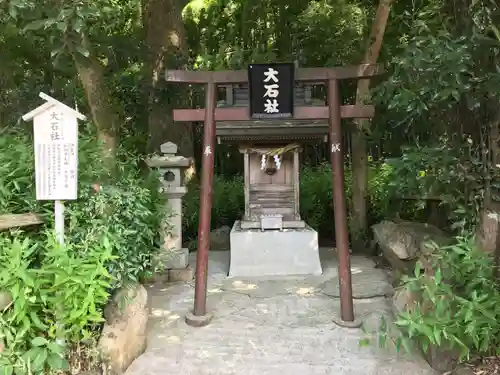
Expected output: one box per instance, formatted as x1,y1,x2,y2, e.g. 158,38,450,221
183,175,244,241
0,128,164,373
0,131,39,214
0,233,114,375
66,160,164,288
0,129,163,286
299,163,335,238
383,238,500,361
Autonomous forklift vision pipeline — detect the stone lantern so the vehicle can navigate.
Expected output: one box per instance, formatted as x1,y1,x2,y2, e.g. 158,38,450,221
146,142,191,273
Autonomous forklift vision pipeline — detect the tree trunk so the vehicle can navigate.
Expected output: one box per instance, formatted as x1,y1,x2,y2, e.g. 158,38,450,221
476,106,500,258
351,0,393,252
70,37,120,169
143,0,194,160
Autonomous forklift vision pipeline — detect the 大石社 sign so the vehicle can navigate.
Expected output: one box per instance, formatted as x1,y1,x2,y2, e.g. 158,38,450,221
22,92,85,201
248,63,294,119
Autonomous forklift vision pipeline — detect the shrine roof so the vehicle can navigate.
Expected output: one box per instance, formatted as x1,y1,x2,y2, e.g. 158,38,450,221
215,119,328,143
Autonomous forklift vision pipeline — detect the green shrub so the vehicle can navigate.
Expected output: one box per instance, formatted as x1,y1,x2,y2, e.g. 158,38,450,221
0,129,164,287
0,232,114,375
367,162,392,223
382,143,487,233
385,237,500,360
0,131,38,214
0,128,164,372
299,163,335,238
66,156,164,287
183,175,244,242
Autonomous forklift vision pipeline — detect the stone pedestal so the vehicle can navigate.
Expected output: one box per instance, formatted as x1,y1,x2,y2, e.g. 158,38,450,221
228,221,323,277
160,187,189,269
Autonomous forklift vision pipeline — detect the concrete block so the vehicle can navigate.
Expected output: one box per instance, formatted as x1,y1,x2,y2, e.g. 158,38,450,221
143,272,169,284
168,267,194,282
160,248,189,269
229,221,322,277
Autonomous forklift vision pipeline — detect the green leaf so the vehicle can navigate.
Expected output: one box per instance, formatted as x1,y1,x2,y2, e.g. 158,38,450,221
56,22,67,32
31,337,48,347
46,353,67,370
395,337,402,353
414,263,421,278
72,18,84,33
29,311,47,330
394,319,410,326
0,365,13,375
358,338,370,347
31,348,48,371
50,48,64,58
434,268,441,284
378,333,387,348
8,6,17,19
433,330,441,346
75,45,90,58
23,20,47,32
60,8,73,18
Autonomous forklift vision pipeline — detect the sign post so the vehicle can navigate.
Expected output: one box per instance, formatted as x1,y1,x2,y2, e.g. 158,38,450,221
22,92,86,244
22,92,86,346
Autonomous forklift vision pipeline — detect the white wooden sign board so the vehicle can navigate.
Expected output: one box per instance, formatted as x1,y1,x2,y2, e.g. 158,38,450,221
33,106,78,200
23,92,85,201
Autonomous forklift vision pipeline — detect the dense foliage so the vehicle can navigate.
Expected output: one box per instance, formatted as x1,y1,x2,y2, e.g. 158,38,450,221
395,238,500,360
0,130,163,374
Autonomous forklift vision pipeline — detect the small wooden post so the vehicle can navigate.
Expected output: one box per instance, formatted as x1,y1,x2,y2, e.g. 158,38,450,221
54,200,65,244
293,150,300,220
243,151,250,220
328,79,356,325
187,82,217,327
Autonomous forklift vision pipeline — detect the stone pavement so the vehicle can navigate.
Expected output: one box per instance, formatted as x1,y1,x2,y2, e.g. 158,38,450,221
125,248,436,375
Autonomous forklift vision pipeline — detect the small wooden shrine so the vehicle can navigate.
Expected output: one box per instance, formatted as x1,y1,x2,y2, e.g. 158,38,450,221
216,84,327,231
165,62,382,326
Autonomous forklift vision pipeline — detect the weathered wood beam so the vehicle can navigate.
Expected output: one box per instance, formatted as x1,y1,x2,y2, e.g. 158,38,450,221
172,105,375,122
165,64,384,84
0,213,44,231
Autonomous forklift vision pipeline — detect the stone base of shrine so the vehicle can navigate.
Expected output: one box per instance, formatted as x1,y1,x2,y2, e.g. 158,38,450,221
228,221,323,277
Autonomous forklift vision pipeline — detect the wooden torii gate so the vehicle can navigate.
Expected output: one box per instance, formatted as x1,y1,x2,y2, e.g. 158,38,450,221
165,64,383,327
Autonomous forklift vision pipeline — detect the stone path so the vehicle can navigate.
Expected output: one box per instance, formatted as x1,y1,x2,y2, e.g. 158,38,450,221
125,248,436,375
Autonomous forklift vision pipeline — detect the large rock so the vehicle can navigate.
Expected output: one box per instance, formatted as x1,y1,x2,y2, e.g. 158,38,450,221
99,284,149,375
423,346,459,373
372,220,451,265
392,286,416,315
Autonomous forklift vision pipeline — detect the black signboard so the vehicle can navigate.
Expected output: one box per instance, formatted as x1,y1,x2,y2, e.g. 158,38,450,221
248,63,294,119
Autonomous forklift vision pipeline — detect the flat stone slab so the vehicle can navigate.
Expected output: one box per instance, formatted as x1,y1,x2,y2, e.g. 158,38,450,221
125,250,434,375
320,267,393,299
